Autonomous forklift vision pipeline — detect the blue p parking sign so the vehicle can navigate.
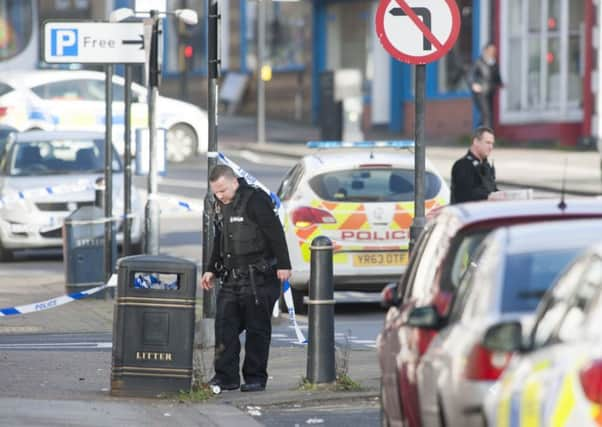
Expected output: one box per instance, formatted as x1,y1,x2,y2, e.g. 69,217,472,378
50,29,78,56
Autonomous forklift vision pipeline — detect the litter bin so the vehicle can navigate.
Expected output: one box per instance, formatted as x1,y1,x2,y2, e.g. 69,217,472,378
62,205,116,295
319,70,343,141
111,255,197,397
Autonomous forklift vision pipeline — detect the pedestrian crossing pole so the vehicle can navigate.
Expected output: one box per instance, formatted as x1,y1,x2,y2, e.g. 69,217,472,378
202,0,220,319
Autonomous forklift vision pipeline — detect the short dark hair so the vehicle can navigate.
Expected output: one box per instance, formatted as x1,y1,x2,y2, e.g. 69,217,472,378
473,126,494,141
209,164,237,182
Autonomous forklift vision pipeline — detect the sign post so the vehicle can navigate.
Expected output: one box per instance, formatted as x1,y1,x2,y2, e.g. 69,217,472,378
44,21,146,279
375,0,460,253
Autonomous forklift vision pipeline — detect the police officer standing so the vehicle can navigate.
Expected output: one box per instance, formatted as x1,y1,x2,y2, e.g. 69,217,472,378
451,126,499,204
201,165,292,392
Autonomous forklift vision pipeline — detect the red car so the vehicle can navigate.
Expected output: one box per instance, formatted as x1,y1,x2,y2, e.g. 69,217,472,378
377,198,602,427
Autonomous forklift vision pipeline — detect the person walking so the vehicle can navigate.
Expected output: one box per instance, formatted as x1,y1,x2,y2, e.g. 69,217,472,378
451,126,498,204
470,42,503,128
201,165,292,392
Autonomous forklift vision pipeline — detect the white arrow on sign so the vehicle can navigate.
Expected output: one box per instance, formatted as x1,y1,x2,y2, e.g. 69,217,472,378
44,22,146,64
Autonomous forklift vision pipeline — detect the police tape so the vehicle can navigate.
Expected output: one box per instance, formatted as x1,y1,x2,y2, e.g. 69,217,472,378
0,179,98,209
282,280,307,344
0,274,117,317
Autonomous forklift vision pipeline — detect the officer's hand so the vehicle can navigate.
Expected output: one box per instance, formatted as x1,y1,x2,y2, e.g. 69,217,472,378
472,83,483,93
201,272,215,290
277,269,292,283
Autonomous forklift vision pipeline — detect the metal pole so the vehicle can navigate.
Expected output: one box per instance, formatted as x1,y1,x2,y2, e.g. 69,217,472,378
123,65,132,256
203,0,220,319
104,64,114,280
256,0,266,145
307,235,335,384
145,11,160,255
409,64,426,254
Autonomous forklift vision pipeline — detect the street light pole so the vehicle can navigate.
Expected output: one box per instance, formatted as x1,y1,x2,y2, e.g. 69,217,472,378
256,0,266,145
145,10,161,255
203,0,220,319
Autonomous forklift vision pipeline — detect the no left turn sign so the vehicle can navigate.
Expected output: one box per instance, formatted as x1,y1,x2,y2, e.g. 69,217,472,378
375,0,460,65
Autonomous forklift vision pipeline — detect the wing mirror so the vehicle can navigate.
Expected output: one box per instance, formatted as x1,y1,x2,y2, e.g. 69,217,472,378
407,305,442,329
380,282,400,309
483,321,523,353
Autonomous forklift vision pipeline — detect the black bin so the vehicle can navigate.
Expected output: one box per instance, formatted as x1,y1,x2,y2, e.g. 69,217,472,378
319,70,343,141
62,206,115,295
111,255,197,397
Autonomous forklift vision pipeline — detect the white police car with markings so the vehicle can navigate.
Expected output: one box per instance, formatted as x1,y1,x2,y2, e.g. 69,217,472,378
276,141,450,312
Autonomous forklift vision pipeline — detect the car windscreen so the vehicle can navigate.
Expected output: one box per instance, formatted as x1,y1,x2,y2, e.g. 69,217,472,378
8,139,122,176
502,248,581,313
308,168,441,202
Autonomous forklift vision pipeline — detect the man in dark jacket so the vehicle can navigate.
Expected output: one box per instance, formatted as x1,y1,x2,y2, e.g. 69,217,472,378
201,165,292,392
470,42,503,128
451,126,498,204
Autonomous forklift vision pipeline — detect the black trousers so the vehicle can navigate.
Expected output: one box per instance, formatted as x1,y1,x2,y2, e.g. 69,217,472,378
472,91,494,128
214,275,280,385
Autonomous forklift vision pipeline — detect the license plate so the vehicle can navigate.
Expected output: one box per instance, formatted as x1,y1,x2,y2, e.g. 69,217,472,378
352,252,408,267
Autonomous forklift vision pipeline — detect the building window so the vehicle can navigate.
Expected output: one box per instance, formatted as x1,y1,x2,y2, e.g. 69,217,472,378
246,1,308,72
437,0,473,94
164,0,206,74
501,0,584,123
0,0,33,61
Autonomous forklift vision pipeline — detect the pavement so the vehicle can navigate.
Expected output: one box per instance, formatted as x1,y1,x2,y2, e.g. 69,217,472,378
0,114,600,426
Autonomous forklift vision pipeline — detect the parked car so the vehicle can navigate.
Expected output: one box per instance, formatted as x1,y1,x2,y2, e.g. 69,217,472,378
0,69,208,162
416,219,602,427
483,241,602,427
276,141,450,312
0,130,144,261
377,198,602,427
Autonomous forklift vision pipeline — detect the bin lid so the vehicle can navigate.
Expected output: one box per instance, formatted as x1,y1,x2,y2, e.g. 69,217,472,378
117,254,198,270
64,206,104,223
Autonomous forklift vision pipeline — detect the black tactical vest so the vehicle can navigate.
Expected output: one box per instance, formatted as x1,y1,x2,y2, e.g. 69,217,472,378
220,186,268,269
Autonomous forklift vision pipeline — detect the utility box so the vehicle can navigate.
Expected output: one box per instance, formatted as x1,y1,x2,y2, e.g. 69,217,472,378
62,205,115,295
319,69,364,142
110,255,197,397
319,70,343,141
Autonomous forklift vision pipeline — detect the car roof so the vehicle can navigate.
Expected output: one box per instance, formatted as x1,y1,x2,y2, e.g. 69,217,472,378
436,199,602,230
499,218,602,253
301,148,439,173
0,69,109,89
12,130,105,142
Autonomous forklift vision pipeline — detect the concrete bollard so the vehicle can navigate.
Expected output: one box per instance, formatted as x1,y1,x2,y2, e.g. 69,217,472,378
306,235,336,384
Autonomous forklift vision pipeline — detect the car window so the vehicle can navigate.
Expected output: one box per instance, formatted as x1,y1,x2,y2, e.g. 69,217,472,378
398,224,434,299
448,261,478,322
0,82,14,97
404,217,451,302
278,163,304,201
555,257,602,342
448,230,489,290
31,80,87,100
458,235,502,320
531,257,590,349
501,248,580,313
9,139,122,176
308,168,442,202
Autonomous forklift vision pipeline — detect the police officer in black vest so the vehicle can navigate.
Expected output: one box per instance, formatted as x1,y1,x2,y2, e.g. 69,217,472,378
451,126,499,204
201,165,292,392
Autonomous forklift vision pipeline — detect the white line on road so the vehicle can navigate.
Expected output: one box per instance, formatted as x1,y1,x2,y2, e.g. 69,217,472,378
239,150,297,167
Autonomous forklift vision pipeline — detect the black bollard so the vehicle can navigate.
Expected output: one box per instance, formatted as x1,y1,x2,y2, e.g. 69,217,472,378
307,235,336,384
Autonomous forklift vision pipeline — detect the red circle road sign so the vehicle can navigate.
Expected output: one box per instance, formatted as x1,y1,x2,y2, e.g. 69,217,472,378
375,0,461,65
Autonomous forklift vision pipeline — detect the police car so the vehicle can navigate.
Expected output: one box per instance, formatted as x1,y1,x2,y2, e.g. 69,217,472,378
276,141,450,312
0,70,208,162
483,241,602,427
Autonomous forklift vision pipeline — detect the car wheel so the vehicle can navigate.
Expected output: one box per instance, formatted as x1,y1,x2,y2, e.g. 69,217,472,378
0,241,14,262
167,123,197,163
292,287,307,315
380,381,390,427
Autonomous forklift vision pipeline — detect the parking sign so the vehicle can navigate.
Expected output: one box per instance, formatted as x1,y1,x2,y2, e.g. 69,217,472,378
44,21,146,64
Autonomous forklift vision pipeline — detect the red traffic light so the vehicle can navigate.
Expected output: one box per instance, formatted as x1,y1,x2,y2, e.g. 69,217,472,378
184,45,193,59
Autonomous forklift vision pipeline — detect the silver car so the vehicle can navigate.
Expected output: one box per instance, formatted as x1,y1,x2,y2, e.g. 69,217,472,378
414,219,602,427
0,130,143,260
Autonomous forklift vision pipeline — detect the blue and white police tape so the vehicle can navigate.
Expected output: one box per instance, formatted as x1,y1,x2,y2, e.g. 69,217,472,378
281,280,307,344
208,151,282,211
146,193,204,214
0,179,98,209
0,274,117,317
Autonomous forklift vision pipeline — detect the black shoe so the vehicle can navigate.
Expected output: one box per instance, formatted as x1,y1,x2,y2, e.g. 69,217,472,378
208,377,240,391
240,383,266,392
